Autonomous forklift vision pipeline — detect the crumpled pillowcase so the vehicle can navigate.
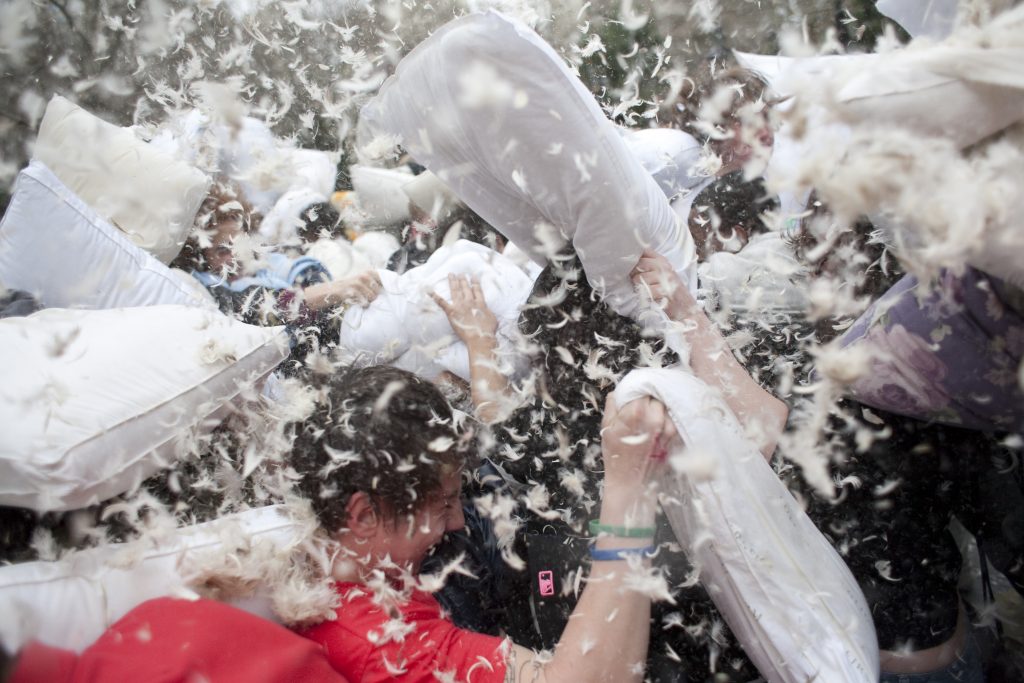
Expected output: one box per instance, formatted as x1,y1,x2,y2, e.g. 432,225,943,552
338,240,533,380
613,367,879,683
839,268,1024,433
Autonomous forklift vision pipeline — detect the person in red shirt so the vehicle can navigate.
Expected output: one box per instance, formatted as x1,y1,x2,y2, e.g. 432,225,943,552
292,364,676,683
5,597,348,683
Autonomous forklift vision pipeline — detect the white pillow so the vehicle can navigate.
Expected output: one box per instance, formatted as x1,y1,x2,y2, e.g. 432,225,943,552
0,506,304,653
615,368,879,683
34,96,211,264
0,161,214,310
0,305,288,511
357,11,697,317
350,164,414,225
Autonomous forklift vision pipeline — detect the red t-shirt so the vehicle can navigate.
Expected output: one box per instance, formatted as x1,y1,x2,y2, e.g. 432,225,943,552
10,597,347,683
301,581,508,683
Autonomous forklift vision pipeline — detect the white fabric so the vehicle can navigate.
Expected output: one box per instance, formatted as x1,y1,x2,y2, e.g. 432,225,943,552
620,127,705,198
339,240,532,380
352,231,400,269
302,232,399,282
0,161,216,311
149,110,337,216
358,11,696,317
350,164,414,225
699,232,810,313
736,9,1024,151
304,237,373,281
34,96,210,264
402,170,461,222
0,505,304,653
0,305,288,511
876,0,958,40
258,187,329,245
291,148,338,199
614,368,878,683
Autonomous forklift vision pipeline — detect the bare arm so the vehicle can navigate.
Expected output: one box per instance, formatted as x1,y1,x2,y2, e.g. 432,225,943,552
430,274,511,424
301,270,382,311
631,249,788,460
505,395,675,683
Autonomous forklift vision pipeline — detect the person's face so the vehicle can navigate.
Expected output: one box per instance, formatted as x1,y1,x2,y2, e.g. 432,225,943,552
688,204,750,261
202,214,244,276
718,110,774,175
376,467,465,573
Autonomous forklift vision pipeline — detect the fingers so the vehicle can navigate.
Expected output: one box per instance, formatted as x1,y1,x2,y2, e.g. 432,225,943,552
436,274,487,308
446,273,485,302
608,396,673,457
428,290,451,314
600,393,620,431
338,271,383,305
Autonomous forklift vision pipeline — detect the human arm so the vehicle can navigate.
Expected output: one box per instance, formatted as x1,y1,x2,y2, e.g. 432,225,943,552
301,270,382,312
505,395,675,683
430,274,511,424
631,249,789,460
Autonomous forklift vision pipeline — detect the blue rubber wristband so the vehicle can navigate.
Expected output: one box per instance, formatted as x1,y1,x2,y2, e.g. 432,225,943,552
588,544,656,561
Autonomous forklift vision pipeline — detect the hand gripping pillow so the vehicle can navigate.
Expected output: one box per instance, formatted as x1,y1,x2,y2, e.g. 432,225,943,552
34,95,211,264
339,240,532,380
0,505,306,653
358,11,696,317
0,305,288,511
0,161,216,310
614,368,879,683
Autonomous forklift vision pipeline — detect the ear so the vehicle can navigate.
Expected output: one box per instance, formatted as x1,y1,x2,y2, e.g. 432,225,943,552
342,492,380,540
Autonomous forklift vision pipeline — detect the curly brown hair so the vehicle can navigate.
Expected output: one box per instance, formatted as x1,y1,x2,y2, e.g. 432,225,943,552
291,365,470,531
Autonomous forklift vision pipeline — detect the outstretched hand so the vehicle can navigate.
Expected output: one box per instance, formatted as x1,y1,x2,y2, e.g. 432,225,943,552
430,274,499,349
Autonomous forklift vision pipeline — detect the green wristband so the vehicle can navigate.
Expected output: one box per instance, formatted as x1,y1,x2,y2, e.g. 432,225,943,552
589,520,656,539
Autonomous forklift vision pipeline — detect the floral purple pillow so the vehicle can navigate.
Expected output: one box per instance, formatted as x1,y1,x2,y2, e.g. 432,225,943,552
840,268,1024,432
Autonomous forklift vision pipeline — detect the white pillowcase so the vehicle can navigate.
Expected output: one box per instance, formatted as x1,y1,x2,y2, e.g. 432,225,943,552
0,161,214,311
0,305,288,511
615,368,879,683
34,96,211,264
357,11,696,316
339,240,533,381
0,506,303,653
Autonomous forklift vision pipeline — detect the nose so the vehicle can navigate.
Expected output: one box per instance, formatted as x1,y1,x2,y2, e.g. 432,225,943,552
446,501,466,533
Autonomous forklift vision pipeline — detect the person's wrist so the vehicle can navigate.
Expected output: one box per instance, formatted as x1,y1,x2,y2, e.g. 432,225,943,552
465,334,498,354
598,489,656,527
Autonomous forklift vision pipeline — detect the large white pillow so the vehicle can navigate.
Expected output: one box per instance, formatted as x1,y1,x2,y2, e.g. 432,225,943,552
0,505,305,653
357,11,697,316
0,161,214,310
33,95,210,264
0,305,288,511
615,369,879,683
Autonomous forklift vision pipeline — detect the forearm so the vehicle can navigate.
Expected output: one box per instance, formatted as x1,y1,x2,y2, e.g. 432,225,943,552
666,300,788,458
300,281,341,311
465,338,512,424
513,488,655,683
